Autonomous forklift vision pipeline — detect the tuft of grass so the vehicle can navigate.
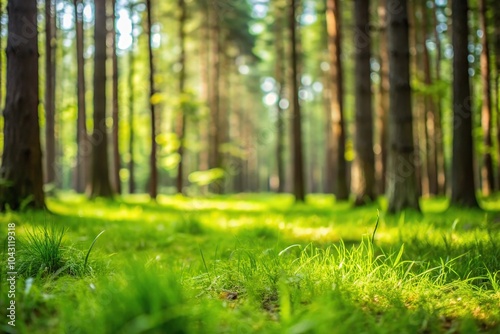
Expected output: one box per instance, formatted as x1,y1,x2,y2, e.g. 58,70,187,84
18,225,67,277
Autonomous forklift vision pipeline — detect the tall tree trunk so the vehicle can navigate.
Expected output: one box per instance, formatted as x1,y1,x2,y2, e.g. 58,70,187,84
89,0,113,198
409,0,426,197
0,0,2,112
146,0,157,199
326,0,348,200
74,0,89,193
479,0,495,195
109,0,121,194
0,0,45,210
176,0,187,194
494,0,500,189
432,2,446,195
353,0,375,205
386,0,420,212
420,1,439,196
198,5,209,175
274,3,286,193
377,0,389,195
290,0,306,202
450,0,478,207
207,2,222,194
45,0,56,185
128,9,136,194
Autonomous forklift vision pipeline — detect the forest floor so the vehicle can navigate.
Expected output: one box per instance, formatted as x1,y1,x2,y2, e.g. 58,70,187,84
1,193,500,333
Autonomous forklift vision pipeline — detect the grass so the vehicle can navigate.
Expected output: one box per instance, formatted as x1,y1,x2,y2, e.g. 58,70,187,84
1,193,499,333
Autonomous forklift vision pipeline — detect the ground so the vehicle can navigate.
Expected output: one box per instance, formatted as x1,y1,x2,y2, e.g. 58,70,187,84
1,193,499,333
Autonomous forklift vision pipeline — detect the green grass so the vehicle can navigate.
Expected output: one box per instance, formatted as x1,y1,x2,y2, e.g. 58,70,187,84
1,194,499,333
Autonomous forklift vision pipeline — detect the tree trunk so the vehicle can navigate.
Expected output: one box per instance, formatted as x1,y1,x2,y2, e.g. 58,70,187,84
353,0,375,205
176,0,187,194
420,1,439,196
0,0,3,112
89,0,113,198
110,0,121,194
377,0,389,195
0,0,45,210
494,0,500,189
450,0,478,207
146,0,157,199
432,2,446,195
386,0,420,212
290,0,306,202
326,0,348,200
274,2,286,194
207,2,222,194
74,0,89,193
45,0,56,185
128,7,136,194
479,0,495,195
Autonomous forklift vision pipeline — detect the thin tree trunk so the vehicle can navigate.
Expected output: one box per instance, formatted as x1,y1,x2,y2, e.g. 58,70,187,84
110,0,121,194
146,0,157,199
89,0,113,198
45,0,56,184
409,0,426,197
494,0,500,189
420,1,438,196
0,0,2,112
0,0,45,210
128,5,136,194
74,0,89,193
386,0,420,212
176,0,187,194
290,0,306,202
479,0,495,195
326,0,348,200
353,0,375,205
450,0,478,207
432,2,446,195
274,3,286,193
208,3,221,178
377,0,389,195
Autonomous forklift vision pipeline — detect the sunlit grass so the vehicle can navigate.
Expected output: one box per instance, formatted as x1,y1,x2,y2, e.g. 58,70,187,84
0,193,499,333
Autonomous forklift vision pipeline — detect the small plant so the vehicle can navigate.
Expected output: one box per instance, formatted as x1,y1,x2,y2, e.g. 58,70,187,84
18,225,67,277
83,230,105,271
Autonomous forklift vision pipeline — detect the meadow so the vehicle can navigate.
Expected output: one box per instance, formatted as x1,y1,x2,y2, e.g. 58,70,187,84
1,194,499,333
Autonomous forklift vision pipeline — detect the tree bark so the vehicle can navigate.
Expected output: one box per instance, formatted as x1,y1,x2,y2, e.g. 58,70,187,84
128,6,136,194
0,0,3,112
479,0,495,195
0,0,45,210
290,0,306,202
420,1,439,196
432,2,446,195
176,0,187,194
146,0,157,199
44,0,56,185
353,0,375,205
326,0,348,200
207,2,223,194
89,0,113,198
386,0,420,212
377,0,389,195
493,0,500,189
110,0,121,194
450,0,478,207
74,0,89,193
274,2,286,193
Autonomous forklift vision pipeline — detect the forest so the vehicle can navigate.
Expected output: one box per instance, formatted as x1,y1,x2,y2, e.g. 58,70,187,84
0,0,499,333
